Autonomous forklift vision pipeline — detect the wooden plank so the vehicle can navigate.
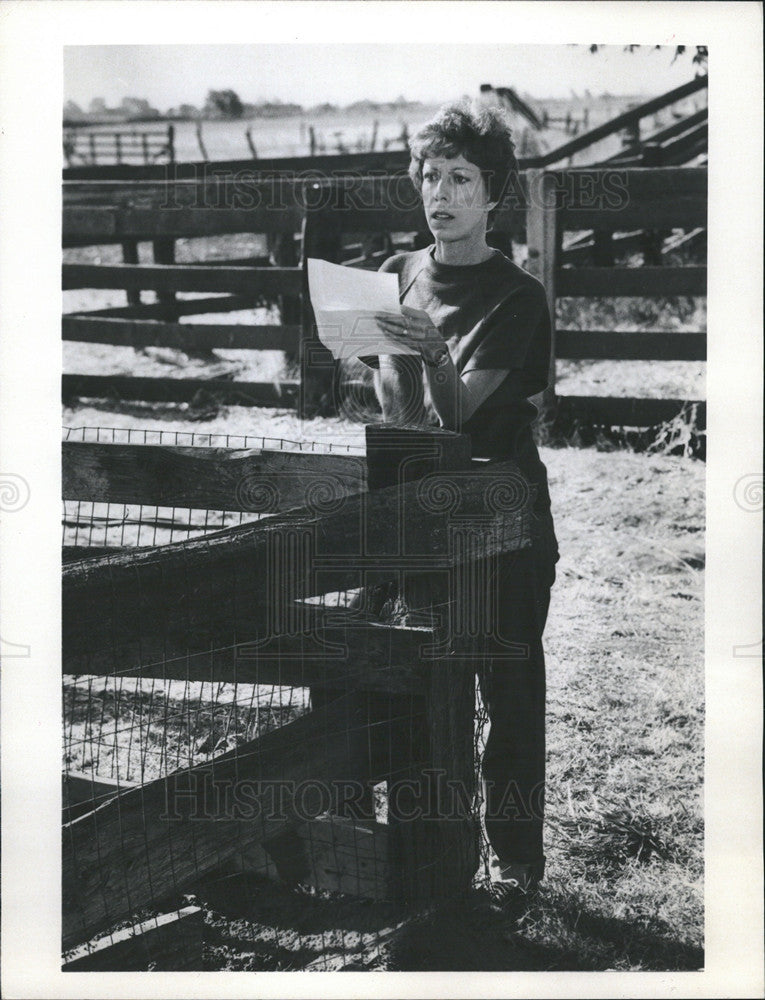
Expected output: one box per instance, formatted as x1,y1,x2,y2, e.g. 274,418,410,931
556,329,706,361
66,295,266,320
536,76,708,167
63,773,138,824
62,905,203,971
558,191,706,230
62,315,301,352
62,441,367,511
63,148,413,182
81,608,433,695
61,459,533,678
62,263,303,296
63,545,120,563
365,425,471,492
556,266,707,298
555,167,707,229
605,108,708,161
63,205,303,243
62,375,300,408
557,395,706,428
62,691,423,948
263,815,393,901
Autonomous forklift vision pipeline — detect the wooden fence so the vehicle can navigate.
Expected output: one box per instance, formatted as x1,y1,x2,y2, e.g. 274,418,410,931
524,166,706,432
64,124,176,167
62,424,532,966
63,165,706,430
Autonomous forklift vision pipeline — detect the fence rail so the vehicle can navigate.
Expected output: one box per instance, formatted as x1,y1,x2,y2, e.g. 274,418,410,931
64,166,707,428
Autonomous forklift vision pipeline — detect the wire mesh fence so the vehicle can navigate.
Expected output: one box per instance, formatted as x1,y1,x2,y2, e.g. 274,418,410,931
62,423,504,971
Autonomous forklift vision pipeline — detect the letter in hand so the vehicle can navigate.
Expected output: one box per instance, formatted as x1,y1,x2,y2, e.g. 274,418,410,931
374,305,446,361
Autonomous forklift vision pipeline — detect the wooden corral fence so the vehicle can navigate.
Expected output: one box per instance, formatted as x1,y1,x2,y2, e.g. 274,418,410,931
63,163,706,432
64,124,176,168
535,75,708,169
525,165,707,433
62,424,532,968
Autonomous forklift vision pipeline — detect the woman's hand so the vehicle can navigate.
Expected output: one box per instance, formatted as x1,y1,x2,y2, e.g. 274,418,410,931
374,305,446,363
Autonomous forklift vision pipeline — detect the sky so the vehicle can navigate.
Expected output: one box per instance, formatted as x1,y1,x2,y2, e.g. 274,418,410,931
63,43,700,110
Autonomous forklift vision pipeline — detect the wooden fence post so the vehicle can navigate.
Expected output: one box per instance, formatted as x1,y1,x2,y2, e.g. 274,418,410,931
272,232,301,371
525,169,558,415
121,241,141,307
299,184,343,417
364,425,478,907
152,237,179,324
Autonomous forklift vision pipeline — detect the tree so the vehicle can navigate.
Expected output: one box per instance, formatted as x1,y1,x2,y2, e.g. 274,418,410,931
588,44,708,73
205,89,244,119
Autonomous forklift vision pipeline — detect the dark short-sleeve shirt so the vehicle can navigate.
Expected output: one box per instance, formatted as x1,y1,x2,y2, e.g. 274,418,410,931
366,245,554,515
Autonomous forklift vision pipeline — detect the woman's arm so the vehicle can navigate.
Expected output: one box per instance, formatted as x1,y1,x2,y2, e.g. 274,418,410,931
374,306,508,431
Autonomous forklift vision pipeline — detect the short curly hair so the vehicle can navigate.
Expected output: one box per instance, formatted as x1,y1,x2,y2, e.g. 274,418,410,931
408,102,519,205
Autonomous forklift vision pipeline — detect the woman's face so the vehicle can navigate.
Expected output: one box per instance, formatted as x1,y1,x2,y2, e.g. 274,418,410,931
421,153,496,243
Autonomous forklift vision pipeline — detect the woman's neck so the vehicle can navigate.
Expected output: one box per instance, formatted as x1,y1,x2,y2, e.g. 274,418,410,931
433,233,495,266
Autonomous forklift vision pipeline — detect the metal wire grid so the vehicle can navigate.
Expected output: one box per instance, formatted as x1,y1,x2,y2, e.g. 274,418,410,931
62,424,366,549
62,423,494,970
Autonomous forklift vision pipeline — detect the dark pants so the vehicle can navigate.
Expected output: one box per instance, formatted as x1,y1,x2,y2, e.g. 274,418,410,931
476,524,556,881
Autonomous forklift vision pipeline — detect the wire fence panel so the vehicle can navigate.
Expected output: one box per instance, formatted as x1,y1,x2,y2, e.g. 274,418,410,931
62,423,521,971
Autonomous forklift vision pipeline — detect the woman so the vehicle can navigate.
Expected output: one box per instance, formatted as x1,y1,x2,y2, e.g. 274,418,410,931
366,103,558,911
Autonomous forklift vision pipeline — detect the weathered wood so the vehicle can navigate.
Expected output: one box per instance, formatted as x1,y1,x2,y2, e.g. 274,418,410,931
62,315,301,352
63,772,138,824
557,395,706,429
300,201,344,417
62,459,532,679
363,426,479,906
63,545,120,563
62,374,300,408
263,815,393,901
554,168,707,229
63,205,304,244
120,240,141,306
610,108,708,162
536,76,708,167
525,169,558,409
62,263,303,296
62,691,423,948
62,905,203,971
152,237,178,319
64,602,432,696
67,294,266,320
556,329,706,361
63,148,413,183
62,442,366,511
365,424,472,493
556,266,707,298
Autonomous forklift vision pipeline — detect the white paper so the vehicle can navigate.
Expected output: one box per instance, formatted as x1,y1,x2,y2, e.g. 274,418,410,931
307,257,418,359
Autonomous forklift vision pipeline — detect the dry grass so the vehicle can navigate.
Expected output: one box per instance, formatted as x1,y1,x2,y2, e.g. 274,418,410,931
62,234,705,970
